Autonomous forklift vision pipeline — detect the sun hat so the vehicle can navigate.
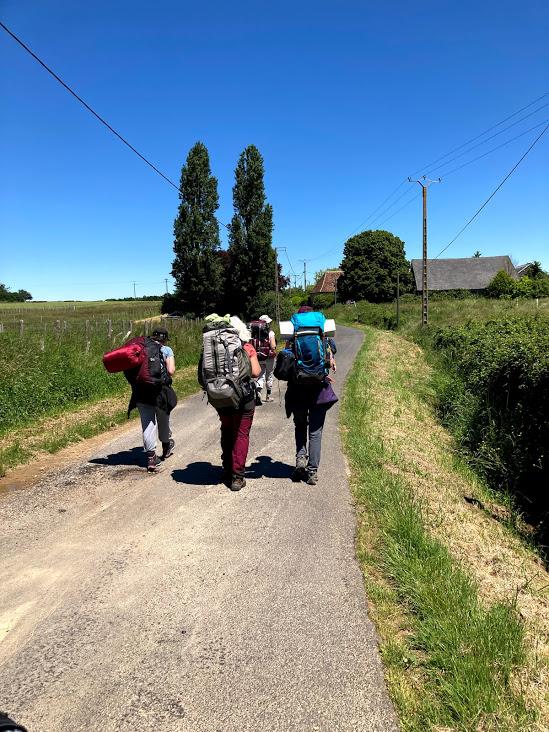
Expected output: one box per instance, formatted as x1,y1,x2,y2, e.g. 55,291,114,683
259,314,272,324
230,316,252,343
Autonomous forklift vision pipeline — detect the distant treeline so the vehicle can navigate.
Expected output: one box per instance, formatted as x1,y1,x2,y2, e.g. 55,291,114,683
0,283,32,302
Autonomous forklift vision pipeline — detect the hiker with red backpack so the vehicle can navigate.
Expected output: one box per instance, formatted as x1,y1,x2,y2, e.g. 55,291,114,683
274,306,337,485
249,314,277,405
103,327,177,472
198,315,261,491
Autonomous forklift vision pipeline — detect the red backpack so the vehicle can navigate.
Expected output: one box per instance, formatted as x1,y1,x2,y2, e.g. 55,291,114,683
103,337,168,386
249,321,273,361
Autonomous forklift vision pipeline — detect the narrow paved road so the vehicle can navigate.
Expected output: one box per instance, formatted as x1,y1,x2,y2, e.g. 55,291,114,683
0,326,398,732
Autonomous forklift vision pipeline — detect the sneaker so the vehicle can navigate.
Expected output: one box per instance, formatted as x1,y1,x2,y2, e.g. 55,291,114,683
265,393,274,402
146,451,161,473
161,438,175,460
230,476,246,492
255,394,263,406
292,454,308,482
306,470,318,485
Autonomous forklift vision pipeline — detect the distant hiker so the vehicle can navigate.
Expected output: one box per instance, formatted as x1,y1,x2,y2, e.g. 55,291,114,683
249,314,277,404
104,327,177,472
279,307,338,485
199,315,261,491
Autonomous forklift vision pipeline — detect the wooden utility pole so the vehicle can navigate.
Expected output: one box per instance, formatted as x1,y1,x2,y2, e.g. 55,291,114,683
408,176,441,326
274,247,281,324
396,272,400,328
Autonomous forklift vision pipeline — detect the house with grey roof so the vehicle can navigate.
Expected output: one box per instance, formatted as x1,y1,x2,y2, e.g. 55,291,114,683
411,256,517,293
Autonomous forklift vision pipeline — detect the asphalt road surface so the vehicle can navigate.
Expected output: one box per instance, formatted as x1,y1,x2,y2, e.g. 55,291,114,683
0,325,398,732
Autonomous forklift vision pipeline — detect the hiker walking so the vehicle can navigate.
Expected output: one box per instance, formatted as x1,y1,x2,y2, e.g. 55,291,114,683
281,306,338,485
199,315,261,491
128,328,177,472
249,314,277,404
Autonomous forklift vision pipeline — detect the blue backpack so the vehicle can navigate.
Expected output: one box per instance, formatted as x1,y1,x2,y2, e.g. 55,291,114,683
290,311,329,383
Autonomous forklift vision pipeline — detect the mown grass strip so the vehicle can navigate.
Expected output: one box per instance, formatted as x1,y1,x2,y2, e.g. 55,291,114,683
342,328,534,732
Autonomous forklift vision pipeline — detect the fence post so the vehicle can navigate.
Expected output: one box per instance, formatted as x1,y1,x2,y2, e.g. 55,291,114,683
40,338,45,352
107,319,112,338
86,340,91,353
19,320,24,337
0,323,3,333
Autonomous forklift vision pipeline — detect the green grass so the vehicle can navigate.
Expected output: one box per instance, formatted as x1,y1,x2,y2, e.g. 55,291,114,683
341,329,534,731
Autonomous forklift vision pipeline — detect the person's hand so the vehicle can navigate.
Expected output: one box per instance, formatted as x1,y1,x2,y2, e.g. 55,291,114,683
326,374,335,383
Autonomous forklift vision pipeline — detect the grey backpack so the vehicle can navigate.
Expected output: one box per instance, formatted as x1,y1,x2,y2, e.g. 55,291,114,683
199,324,253,409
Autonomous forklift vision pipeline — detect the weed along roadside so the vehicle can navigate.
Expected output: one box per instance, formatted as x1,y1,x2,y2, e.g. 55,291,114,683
341,326,549,731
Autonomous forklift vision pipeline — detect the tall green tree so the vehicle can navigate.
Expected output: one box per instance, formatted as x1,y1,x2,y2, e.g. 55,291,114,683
171,142,223,316
338,229,411,303
227,145,274,316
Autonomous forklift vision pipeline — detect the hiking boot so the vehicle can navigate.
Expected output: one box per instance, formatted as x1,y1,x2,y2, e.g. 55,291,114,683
146,450,161,473
265,391,274,402
255,393,263,406
306,469,318,485
230,476,246,492
292,454,308,482
161,438,175,460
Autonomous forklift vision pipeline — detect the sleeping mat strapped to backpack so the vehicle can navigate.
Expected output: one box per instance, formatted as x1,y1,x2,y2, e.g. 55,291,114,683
290,311,329,384
103,337,169,387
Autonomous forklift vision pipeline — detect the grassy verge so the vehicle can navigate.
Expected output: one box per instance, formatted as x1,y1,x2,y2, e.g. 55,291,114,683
0,366,198,476
342,327,547,731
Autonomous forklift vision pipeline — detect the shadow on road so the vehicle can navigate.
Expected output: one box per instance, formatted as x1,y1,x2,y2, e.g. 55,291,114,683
246,455,294,480
89,447,143,467
171,462,222,486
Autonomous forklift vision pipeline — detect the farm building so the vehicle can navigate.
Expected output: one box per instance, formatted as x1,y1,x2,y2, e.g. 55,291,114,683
411,256,517,293
312,270,343,294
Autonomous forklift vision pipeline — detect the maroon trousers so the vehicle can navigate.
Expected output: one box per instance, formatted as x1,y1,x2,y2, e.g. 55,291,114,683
218,408,255,477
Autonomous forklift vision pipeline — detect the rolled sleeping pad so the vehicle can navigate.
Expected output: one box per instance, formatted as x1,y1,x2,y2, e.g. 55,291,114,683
279,319,336,338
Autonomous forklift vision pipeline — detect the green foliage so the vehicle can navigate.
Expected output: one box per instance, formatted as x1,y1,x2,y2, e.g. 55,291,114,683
486,270,518,298
310,293,335,310
432,316,549,532
0,283,32,302
338,229,412,303
487,270,549,299
227,145,275,317
172,142,224,316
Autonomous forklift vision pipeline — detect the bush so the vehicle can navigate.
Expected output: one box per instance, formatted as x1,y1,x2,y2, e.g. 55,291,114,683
431,316,549,530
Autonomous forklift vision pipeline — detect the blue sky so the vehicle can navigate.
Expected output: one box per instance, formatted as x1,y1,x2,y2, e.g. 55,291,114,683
1,0,548,301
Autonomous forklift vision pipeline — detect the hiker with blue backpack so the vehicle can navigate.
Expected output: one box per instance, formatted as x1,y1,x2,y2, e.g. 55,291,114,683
275,306,338,485
198,315,261,491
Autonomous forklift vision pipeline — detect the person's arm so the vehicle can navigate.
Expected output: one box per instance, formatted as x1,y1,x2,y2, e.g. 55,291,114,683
165,355,176,376
269,331,277,351
250,353,261,378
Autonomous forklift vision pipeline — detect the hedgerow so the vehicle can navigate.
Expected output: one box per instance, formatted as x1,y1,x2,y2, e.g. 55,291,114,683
431,316,549,530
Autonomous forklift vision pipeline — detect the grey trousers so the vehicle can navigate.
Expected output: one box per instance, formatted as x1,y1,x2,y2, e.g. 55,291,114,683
256,357,275,394
137,403,171,452
293,404,328,471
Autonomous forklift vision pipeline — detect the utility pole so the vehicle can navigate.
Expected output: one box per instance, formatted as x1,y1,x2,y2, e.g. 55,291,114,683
396,272,400,329
408,176,441,326
164,278,169,294
274,247,281,324
299,260,308,291
132,281,137,299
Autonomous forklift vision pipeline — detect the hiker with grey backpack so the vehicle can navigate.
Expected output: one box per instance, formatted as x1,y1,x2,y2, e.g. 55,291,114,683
198,315,261,491
274,306,338,485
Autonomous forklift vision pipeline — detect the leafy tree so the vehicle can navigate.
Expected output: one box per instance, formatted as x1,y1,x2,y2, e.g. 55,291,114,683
486,270,517,298
338,230,411,303
227,145,275,316
171,142,224,316
0,284,32,302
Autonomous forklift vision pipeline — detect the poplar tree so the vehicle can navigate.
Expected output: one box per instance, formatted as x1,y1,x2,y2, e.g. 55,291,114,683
172,142,223,315
227,145,274,316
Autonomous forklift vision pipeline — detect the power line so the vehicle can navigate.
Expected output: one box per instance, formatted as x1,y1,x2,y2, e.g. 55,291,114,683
0,20,181,193
434,122,549,259
441,118,549,178
424,101,549,177
411,91,549,176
